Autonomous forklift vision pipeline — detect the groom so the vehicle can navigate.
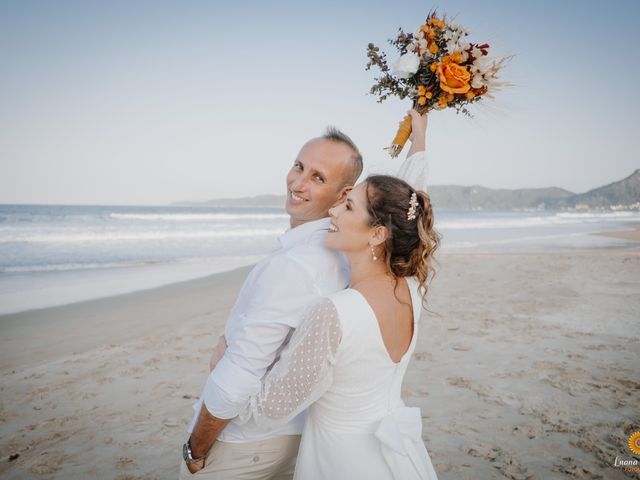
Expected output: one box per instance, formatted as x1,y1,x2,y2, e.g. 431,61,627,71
180,128,363,479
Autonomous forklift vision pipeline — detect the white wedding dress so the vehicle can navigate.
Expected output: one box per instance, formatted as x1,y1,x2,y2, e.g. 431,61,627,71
237,276,438,480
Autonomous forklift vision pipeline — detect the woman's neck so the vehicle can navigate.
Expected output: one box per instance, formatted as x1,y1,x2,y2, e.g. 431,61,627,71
346,250,391,288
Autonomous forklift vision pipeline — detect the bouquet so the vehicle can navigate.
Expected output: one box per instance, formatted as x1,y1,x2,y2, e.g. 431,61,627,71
366,11,508,157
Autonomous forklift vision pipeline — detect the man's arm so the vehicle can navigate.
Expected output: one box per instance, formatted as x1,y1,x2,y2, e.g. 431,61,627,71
186,255,319,472
186,408,231,473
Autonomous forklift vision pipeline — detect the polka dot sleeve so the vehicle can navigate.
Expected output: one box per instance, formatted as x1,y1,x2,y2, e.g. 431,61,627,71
237,298,341,429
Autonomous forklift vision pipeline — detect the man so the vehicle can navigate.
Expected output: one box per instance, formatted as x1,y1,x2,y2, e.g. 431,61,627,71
181,112,428,479
180,128,363,479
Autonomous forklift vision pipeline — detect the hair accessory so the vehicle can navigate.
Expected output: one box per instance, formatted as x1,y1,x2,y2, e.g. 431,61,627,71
407,192,418,221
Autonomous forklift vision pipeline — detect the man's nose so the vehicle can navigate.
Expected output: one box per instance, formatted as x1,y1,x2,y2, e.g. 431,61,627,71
291,175,308,192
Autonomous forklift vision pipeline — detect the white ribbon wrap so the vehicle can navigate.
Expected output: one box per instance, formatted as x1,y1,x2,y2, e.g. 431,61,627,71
374,407,438,480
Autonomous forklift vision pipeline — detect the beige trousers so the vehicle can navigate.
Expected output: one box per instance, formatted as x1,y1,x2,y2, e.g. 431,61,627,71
178,435,301,480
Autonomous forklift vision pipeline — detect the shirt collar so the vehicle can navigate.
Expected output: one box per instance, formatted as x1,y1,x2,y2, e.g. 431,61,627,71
279,217,330,249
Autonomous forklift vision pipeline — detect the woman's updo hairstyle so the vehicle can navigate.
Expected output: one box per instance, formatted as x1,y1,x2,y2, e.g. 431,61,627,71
364,175,440,303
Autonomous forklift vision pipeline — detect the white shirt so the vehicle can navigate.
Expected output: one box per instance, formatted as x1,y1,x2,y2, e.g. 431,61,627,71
187,150,428,443
188,217,350,442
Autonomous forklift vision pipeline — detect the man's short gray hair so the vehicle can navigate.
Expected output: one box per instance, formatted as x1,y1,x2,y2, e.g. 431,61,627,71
322,126,363,186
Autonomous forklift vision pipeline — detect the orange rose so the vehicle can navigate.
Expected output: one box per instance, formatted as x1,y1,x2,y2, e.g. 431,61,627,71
437,58,471,94
443,52,463,64
417,96,427,106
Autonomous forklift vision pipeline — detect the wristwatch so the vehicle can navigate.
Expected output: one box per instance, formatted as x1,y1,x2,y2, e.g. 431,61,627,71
183,438,206,466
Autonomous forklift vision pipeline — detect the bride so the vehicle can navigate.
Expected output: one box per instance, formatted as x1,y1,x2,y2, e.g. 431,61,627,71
233,136,441,479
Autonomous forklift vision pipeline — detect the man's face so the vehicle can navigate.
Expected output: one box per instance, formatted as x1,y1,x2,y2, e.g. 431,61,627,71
285,138,353,228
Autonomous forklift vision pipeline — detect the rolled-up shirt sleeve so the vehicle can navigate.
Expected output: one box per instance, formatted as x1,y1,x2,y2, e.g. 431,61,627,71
202,254,320,419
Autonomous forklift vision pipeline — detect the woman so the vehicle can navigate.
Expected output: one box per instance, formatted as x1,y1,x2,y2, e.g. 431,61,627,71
234,153,440,478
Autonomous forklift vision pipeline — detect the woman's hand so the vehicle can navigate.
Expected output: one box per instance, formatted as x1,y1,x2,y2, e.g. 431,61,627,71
209,335,228,372
407,109,428,156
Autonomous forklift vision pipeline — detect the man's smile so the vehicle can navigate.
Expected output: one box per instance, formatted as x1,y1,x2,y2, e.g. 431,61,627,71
289,190,309,203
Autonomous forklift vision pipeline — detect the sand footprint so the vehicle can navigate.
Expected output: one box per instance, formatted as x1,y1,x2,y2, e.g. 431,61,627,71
447,376,509,406
29,451,68,475
552,459,604,479
464,445,533,480
116,456,136,469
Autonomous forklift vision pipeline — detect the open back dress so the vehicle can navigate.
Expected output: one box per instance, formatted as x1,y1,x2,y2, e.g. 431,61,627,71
237,276,438,480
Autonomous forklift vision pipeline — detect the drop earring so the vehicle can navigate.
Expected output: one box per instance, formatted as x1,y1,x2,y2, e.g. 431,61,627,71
370,244,378,261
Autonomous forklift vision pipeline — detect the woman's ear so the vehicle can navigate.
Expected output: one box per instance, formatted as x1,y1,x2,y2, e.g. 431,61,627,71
370,225,388,247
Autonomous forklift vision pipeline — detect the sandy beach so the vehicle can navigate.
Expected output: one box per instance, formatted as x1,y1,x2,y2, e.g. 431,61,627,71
1,244,639,479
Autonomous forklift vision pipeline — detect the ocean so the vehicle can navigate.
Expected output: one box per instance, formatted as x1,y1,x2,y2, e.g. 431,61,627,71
1,204,638,314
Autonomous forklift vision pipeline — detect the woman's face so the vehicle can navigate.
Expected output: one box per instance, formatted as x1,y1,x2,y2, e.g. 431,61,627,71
325,182,375,254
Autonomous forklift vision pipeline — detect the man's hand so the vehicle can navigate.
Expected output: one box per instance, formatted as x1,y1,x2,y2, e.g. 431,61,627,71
186,457,206,474
209,335,228,372
407,109,428,156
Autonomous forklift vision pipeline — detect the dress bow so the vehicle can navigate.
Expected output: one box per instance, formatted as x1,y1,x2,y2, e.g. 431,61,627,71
374,407,438,480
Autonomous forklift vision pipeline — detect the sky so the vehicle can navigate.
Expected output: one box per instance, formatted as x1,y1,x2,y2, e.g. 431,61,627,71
1,0,639,205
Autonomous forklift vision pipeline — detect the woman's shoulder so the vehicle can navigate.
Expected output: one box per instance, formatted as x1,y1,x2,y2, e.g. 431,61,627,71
324,287,363,312
322,288,379,338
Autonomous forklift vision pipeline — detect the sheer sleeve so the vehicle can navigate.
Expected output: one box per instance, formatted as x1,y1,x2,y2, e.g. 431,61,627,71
236,298,341,429
397,151,429,192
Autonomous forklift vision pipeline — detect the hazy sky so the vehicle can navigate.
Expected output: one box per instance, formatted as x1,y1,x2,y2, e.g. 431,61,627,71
1,0,639,205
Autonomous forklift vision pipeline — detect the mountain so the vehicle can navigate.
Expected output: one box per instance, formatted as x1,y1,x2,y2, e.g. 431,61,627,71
173,187,574,210
547,169,640,210
173,169,640,211
425,185,573,210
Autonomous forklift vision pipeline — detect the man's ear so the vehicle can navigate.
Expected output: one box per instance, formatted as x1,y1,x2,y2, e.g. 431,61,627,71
370,225,388,247
333,184,352,207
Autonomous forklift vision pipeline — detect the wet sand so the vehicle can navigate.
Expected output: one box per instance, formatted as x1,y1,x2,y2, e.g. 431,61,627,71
593,223,640,243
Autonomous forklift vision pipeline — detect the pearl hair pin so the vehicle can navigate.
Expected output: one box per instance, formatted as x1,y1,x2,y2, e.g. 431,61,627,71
407,192,418,221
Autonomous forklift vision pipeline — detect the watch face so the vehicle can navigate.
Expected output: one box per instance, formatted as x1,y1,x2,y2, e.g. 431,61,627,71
182,442,189,461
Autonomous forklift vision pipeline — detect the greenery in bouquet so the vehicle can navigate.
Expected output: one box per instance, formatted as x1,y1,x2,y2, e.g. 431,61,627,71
366,11,508,157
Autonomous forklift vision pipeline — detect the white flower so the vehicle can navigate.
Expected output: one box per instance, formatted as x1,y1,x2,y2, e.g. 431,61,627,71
406,43,416,52
471,56,491,75
471,47,483,59
451,23,469,36
418,38,428,52
393,51,421,79
459,50,469,62
446,40,457,53
471,75,485,89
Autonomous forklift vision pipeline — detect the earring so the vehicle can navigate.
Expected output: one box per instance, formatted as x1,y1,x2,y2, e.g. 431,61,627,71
370,244,378,261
